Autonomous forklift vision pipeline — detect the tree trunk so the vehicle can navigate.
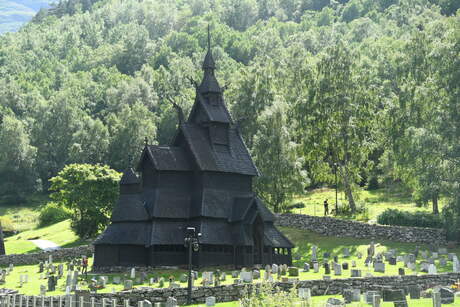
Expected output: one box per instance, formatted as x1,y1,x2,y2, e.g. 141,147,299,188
432,194,439,215
342,168,357,214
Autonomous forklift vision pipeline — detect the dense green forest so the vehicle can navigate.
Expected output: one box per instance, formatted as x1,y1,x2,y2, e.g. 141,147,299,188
0,0,459,235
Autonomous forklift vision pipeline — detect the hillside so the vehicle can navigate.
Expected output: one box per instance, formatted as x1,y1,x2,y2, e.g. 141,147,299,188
0,0,52,33
0,0,459,237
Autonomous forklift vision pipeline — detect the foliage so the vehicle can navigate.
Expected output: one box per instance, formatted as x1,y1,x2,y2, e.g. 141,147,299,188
38,202,71,227
377,209,444,229
49,164,121,238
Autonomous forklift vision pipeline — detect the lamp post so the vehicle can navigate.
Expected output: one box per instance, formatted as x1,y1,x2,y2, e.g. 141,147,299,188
334,163,338,215
184,227,201,305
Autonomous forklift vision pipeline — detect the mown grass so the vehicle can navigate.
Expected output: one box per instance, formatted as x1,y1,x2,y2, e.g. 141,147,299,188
1,228,459,296
4,220,88,254
291,187,446,222
0,193,49,232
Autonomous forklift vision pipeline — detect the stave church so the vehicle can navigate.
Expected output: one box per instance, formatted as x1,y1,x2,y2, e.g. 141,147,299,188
93,31,293,268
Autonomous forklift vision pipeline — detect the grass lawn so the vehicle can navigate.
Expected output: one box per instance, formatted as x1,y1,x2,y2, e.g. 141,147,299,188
1,228,458,296
291,187,446,222
4,220,88,254
0,193,49,232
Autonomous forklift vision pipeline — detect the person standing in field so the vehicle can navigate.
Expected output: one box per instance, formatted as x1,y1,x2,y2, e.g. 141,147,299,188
324,199,329,216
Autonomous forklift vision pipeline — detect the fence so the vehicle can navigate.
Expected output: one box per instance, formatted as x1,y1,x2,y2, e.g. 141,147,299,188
0,295,159,307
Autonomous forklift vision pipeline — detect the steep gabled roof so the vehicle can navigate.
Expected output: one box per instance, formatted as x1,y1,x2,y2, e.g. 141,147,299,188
111,194,149,222
137,145,192,172
143,187,191,219
177,123,259,176
94,222,151,246
264,224,295,248
120,168,140,185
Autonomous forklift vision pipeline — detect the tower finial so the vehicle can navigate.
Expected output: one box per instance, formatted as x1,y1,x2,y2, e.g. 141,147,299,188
207,24,211,51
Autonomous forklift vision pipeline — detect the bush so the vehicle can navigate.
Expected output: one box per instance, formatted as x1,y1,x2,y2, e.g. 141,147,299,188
38,202,71,227
377,209,443,228
287,202,305,211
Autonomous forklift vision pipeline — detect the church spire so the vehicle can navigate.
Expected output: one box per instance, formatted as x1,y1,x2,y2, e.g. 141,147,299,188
199,25,221,94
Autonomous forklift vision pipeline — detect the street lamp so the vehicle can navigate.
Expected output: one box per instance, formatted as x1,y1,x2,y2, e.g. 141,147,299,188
334,163,338,215
184,227,201,305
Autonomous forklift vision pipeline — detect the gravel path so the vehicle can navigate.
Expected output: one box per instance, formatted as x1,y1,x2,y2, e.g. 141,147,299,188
30,239,60,251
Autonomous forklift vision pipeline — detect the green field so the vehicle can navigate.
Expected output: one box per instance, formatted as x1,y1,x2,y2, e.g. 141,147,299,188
292,187,445,222
4,220,88,254
0,193,49,232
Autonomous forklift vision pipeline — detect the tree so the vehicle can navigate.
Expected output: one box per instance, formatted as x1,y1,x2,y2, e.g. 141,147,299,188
299,42,377,213
0,114,39,203
49,164,121,238
252,98,308,213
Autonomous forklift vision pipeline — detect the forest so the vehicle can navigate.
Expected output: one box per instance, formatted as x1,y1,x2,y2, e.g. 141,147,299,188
0,0,459,236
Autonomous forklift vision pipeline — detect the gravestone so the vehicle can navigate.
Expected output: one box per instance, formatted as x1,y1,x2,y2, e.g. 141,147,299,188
351,269,361,277
113,276,121,284
313,262,319,273
374,262,385,273
303,263,310,272
334,255,339,263
130,268,136,279
389,257,397,265
263,270,271,281
38,262,44,273
438,248,447,255
240,272,252,283
407,262,416,272
253,270,260,279
352,289,361,302
0,222,5,256
124,280,133,290
420,262,429,273
396,256,404,263
203,272,214,283
334,263,342,276
288,267,299,277
432,290,441,307
428,264,437,274
448,253,456,261
342,262,349,270
324,262,331,275
205,296,216,306
351,260,356,267
343,248,350,258
311,245,318,261
398,268,405,275
382,289,405,302
373,294,382,307
432,252,439,259
220,272,226,281
40,284,46,296
408,254,416,263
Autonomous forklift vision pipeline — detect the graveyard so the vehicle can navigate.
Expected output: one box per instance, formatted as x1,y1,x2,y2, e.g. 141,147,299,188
1,227,460,306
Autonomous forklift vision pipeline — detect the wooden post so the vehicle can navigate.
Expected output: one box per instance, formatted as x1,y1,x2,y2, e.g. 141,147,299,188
123,299,129,307
91,297,95,307
58,296,62,307
79,296,84,307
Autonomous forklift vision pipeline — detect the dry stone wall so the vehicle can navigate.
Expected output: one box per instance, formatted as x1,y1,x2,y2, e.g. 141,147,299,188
1,273,459,306
0,245,93,266
276,214,447,245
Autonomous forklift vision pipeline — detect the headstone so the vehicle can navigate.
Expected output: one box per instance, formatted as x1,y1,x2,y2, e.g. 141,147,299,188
130,268,136,279
351,260,357,267
438,248,447,255
263,270,271,281
124,280,133,290
313,262,319,273
324,262,330,275
407,262,416,272
389,257,397,265
382,289,405,302
240,272,252,283
343,248,350,258
38,262,44,273
357,252,363,259
169,282,180,289
220,272,226,281
374,262,385,273
421,262,430,273
432,290,441,307
303,263,310,272
232,270,239,278
428,264,437,274
453,258,460,273
252,270,260,279
373,294,381,307
334,263,342,276
398,268,405,275
113,276,121,284
334,255,339,263
421,250,428,259
351,269,361,277
205,297,216,306
288,267,299,277
448,253,456,261
271,264,278,274
179,274,188,283
396,256,404,263
311,245,318,261
40,284,46,296
432,252,439,259
408,254,416,263
342,262,349,270
323,275,331,280
203,272,214,283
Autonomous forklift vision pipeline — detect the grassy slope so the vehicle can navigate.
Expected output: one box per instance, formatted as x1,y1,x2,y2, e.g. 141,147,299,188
292,187,446,222
4,220,87,254
0,193,49,232
1,227,459,297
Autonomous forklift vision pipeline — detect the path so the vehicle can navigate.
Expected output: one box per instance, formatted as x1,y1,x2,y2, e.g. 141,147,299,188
30,239,60,251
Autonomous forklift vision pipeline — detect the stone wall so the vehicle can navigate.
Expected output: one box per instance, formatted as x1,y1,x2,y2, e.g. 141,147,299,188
276,213,447,245
0,245,93,266
2,273,459,306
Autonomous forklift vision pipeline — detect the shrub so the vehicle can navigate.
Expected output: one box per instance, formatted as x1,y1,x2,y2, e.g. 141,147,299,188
287,202,305,211
38,202,71,227
377,209,443,228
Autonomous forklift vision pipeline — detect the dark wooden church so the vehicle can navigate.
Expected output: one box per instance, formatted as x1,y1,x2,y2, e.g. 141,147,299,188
93,34,293,268
0,222,5,256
